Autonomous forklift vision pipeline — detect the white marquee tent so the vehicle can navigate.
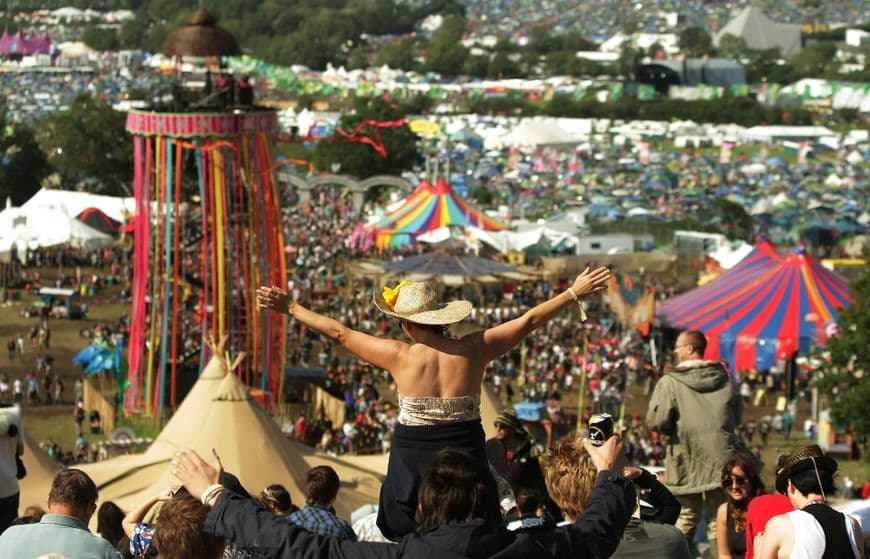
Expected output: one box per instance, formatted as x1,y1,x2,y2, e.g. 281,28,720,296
22,188,135,224
0,206,111,250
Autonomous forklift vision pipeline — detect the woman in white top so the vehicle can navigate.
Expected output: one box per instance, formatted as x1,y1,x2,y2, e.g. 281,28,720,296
257,265,610,539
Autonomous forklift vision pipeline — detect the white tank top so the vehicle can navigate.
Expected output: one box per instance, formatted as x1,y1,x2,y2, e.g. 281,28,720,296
786,508,860,559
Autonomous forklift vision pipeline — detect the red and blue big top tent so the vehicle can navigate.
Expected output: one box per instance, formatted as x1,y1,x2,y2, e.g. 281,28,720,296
658,239,853,372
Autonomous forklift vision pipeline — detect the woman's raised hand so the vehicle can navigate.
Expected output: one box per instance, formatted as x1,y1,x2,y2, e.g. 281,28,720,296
256,286,292,315
571,266,611,297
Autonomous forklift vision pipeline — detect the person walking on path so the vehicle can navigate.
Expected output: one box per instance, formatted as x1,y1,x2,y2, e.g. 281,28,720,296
646,329,743,552
257,266,610,540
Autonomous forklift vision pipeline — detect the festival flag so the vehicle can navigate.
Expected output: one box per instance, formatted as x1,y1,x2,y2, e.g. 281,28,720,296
629,288,656,336
607,274,655,336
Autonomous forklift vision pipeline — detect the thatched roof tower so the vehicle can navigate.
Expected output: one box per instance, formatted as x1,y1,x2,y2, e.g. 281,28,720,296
161,9,241,58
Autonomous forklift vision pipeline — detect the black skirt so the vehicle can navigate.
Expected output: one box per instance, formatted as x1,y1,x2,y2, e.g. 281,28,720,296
376,419,486,541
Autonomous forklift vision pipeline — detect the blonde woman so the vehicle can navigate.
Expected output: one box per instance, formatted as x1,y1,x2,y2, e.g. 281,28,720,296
257,265,609,539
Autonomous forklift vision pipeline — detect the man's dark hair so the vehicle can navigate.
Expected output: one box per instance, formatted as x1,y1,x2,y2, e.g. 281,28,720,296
682,330,707,355
516,487,540,517
789,468,836,497
259,484,294,515
48,469,98,509
305,466,340,507
154,494,224,559
416,449,501,533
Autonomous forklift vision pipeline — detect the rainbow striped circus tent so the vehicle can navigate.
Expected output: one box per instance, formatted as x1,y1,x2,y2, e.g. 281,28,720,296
658,241,853,372
361,178,506,251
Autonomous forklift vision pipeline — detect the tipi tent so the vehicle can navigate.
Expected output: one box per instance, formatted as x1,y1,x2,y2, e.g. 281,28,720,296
77,347,244,493
82,348,381,519
713,6,802,57
659,246,853,371
107,373,381,518
365,179,506,250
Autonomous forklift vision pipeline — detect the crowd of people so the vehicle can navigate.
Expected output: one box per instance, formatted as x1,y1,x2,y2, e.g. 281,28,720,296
0,409,865,558
0,216,868,557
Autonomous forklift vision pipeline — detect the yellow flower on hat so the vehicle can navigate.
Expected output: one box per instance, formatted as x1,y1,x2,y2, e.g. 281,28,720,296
382,281,411,310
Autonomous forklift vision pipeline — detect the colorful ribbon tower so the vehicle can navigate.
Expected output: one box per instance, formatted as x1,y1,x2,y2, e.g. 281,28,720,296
125,110,286,417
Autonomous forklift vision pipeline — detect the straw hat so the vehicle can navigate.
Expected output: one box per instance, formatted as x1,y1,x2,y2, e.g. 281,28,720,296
775,444,838,494
373,281,471,325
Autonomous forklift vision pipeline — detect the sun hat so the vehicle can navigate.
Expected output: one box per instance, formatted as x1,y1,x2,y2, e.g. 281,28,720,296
373,281,472,325
774,444,838,495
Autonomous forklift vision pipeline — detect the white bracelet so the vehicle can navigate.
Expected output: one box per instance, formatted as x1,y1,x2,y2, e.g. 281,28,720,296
567,287,588,322
200,484,224,506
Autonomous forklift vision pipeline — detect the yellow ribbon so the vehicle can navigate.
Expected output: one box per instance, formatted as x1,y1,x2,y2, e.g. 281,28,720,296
382,281,411,310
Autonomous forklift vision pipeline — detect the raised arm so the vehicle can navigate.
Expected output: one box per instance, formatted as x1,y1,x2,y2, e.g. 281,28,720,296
122,489,172,538
470,267,610,363
256,286,406,373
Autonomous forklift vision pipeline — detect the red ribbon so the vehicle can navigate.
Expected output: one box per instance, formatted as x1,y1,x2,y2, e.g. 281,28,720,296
335,119,405,158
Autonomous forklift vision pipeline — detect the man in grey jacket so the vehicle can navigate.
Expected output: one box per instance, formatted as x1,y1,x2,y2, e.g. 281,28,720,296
646,330,742,551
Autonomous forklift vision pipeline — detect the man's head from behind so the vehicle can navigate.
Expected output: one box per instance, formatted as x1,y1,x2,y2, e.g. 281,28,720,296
47,469,98,524
675,330,706,363
543,433,598,521
305,465,340,508
153,494,225,559
516,487,541,518
416,449,501,533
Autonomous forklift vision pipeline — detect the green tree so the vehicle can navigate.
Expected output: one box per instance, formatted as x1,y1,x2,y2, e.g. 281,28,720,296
312,97,420,178
487,52,521,79
462,54,490,78
423,15,469,75
0,106,49,205
618,43,640,81
559,33,596,53
814,259,870,438
347,46,369,70
717,33,746,59
81,24,120,52
790,41,838,79
375,40,416,70
528,26,554,55
679,26,713,57
34,95,132,195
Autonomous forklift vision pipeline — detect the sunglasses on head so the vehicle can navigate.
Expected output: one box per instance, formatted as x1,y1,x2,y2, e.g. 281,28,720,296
722,474,749,487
